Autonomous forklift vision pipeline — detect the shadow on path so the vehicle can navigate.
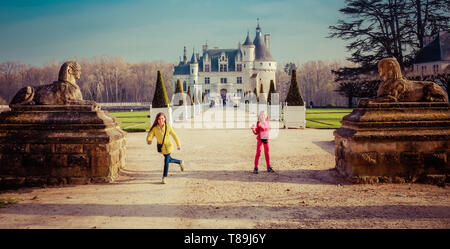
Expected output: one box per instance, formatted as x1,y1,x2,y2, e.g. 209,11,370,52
312,140,335,155
117,168,348,185
1,202,449,220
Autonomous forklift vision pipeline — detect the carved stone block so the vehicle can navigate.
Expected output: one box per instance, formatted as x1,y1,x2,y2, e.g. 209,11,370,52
0,104,127,189
334,101,450,183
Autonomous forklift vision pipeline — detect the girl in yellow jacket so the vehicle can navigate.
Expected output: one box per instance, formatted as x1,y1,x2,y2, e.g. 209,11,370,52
147,112,184,184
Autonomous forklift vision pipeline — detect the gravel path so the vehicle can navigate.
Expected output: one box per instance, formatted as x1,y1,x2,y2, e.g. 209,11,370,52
0,128,449,228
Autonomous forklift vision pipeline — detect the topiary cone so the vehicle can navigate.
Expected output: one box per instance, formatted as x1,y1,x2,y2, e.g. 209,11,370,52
187,86,194,105
267,80,277,105
152,71,170,108
285,69,304,106
174,79,187,106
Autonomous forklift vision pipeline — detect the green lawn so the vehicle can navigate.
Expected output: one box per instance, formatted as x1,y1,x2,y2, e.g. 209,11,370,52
305,108,353,129
306,108,353,113
109,108,354,132
109,111,150,132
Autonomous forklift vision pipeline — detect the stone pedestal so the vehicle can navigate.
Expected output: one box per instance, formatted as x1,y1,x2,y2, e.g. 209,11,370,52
0,104,127,189
334,101,450,184
283,105,306,128
172,105,189,121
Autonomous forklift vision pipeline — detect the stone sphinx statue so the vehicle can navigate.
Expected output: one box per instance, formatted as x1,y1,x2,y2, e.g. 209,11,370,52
10,61,91,105
374,57,448,102
0,61,126,188
334,57,450,184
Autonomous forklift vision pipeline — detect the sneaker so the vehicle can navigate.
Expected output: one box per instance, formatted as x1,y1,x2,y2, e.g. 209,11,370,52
180,160,184,172
253,168,258,174
267,167,275,173
162,177,167,184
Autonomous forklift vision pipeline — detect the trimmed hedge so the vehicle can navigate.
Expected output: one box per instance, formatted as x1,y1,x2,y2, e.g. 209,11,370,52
152,71,170,108
267,80,277,105
259,83,267,103
174,79,187,106
285,69,305,106
187,86,194,105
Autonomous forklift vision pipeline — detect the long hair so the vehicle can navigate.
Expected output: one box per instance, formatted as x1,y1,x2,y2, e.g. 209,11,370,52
150,112,166,132
258,111,269,122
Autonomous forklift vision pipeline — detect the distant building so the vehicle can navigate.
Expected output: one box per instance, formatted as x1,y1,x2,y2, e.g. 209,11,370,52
172,20,277,104
411,31,450,77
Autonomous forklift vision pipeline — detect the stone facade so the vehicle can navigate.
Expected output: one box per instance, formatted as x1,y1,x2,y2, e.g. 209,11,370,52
173,21,277,104
0,104,127,189
334,101,450,184
410,31,449,77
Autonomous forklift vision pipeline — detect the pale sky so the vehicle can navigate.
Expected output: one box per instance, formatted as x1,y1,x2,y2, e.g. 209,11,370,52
0,0,349,66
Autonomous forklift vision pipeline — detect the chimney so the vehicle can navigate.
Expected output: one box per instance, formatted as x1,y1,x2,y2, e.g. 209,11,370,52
202,44,208,52
183,46,187,64
264,34,270,50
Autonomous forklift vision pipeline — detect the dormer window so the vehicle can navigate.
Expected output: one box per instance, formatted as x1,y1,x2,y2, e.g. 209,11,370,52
236,53,241,62
205,64,210,72
219,52,228,72
236,64,242,72
220,64,228,72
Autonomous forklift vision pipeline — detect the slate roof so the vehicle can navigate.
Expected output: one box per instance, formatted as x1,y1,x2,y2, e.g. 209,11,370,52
414,31,450,63
173,62,190,75
243,32,254,46
174,23,275,75
174,48,243,75
203,49,242,72
253,31,273,61
190,52,197,63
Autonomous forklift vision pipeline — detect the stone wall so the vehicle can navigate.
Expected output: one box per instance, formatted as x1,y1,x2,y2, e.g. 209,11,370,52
334,101,450,184
0,104,127,189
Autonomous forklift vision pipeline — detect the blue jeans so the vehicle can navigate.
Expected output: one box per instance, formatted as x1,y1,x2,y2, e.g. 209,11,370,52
163,153,181,177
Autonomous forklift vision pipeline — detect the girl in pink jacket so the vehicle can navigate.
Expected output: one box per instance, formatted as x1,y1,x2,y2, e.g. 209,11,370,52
251,111,275,174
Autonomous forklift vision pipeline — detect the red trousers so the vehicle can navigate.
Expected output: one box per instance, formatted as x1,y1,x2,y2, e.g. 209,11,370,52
254,138,270,169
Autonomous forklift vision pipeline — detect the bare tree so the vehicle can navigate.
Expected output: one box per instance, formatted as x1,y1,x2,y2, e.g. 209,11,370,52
276,60,349,107
0,56,175,103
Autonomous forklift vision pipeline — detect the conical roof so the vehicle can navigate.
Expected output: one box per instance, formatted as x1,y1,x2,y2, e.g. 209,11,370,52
243,32,254,46
253,30,273,61
190,50,197,63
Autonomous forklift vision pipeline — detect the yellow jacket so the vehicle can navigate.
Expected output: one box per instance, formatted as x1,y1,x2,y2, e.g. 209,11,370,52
146,124,181,155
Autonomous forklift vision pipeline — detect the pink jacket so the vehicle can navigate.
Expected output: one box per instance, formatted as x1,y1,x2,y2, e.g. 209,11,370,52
253,121,270,140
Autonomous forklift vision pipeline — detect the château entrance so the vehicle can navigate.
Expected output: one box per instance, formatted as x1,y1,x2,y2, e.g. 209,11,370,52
220,89,227,106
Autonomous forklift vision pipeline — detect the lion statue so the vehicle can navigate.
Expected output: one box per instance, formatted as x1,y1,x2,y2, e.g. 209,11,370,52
10,61,91,105
375,57,448,102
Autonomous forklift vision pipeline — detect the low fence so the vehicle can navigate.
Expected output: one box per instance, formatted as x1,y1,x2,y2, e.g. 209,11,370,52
97,102,151,112
1,103,152,113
